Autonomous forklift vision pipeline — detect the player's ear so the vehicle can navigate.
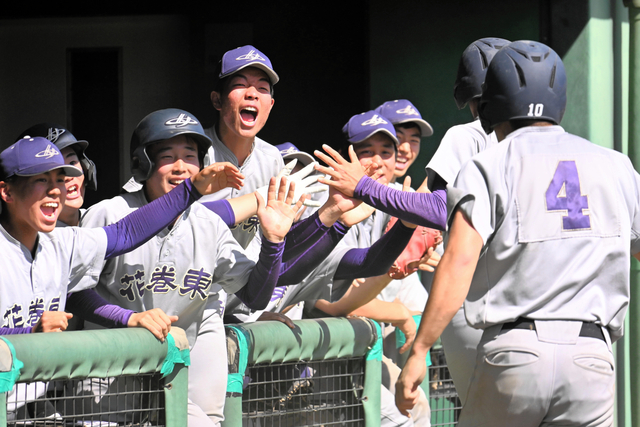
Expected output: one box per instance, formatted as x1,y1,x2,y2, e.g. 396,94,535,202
211,91,222,111
0,181,14,204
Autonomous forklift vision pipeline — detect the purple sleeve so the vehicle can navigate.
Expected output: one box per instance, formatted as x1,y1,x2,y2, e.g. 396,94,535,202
278,220,350,285
66,289,134,328
103,179,202,259
283,211,331,262
233,239,285,309
0,327,33,335
353,176,448,230
334,219,415,280
201,200,236,228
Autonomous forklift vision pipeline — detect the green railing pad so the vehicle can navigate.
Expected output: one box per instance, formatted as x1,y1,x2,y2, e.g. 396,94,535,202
161,333,191,378
0,337,23,393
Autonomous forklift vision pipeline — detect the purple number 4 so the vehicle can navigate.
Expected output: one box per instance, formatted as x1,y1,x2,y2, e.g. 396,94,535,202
545,161,591,230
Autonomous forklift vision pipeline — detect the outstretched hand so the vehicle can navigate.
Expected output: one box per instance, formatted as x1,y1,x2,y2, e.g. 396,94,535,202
191,162,244,196
314,145,374,197
128,308,178,343
257,177,307,243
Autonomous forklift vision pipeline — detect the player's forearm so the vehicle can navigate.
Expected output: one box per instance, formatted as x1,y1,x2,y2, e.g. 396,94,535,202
283,211,332,261
201,199,236,227
103,180,201,259
351,299,410,323
411,211,482,357
278,220,349,285
234,239,285,309
353,176,447,230
334,219,414,280
323,275,393,316
0,327,34,335
66,289,134,328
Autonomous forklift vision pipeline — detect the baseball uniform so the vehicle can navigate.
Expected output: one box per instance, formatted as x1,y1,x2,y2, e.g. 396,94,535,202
80,189,281,427
422,118,498,404
201,126,284,249
450,125,640,426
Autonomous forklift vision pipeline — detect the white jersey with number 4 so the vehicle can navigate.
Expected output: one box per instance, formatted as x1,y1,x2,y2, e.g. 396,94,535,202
449,125,640,341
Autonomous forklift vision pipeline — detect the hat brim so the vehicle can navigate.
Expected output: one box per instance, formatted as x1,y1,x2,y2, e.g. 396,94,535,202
283,152,315,167
395,119,434,137
349,128,400,146
15,164,83,178
220,62,280,85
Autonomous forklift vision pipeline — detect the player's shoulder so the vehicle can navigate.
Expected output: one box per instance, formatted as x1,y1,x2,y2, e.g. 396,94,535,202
442,119,490,144
81,191,145,226
253,137,285,167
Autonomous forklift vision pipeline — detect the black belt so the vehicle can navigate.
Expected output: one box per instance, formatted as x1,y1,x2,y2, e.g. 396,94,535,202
501,318,605,342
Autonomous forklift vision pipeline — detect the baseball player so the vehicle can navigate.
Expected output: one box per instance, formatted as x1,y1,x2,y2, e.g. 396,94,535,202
374,99,433,181
396,40,640,427
14,123,98,227
0,135,241,419
199,44,288,249
79,108,345,427
426,37,509,405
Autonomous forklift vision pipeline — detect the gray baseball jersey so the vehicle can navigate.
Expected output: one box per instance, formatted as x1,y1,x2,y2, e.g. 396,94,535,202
449,125,640,340
426,119,498,188
0,224,107,329
80,189,255,346
201,125,285,249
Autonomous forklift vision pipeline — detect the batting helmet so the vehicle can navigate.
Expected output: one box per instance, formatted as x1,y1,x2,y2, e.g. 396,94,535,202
15,123,97,191
130,108,213,183
453,37,511,110
478,40,567,134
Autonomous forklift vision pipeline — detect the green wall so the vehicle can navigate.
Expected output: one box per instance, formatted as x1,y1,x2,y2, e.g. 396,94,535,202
369,0,540,185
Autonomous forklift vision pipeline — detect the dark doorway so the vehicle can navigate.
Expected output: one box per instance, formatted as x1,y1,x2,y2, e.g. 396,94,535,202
67,48,122,207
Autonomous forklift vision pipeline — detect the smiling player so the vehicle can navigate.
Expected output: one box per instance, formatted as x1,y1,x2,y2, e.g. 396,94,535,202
200,45,285,248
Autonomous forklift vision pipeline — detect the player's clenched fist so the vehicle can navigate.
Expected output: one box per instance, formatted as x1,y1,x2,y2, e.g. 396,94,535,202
128,308,178,343
191,161,244,196
32,311,74,333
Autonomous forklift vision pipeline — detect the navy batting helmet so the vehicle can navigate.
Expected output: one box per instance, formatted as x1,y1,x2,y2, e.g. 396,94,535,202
15,123,97,191
453,37,511,110
478,40,567,134
130,108,212,183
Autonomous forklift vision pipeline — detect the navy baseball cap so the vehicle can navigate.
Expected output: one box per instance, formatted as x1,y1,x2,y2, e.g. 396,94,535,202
276,142,315,166
219,45,279,85
0,137,83,180
374,100,434,137
342,111,399,145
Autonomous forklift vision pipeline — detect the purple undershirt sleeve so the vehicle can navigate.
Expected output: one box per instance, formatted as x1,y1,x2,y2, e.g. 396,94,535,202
103,179,202,259
66,289,134,328
353,176,448,230
334,218,415,280
278,220,350,285
233,239,285,310
201,200,236,228
0,327,33,335
283,211,332,262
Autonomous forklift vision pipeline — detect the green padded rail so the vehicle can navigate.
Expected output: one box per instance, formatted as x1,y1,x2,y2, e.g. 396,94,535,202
235,317,379,364
0,327,187,382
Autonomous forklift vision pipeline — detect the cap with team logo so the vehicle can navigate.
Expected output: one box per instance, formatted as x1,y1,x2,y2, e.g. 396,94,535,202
219,45,279,85
374,99,434,137
342,110,399,145
276,142,315,167
1,137,83,180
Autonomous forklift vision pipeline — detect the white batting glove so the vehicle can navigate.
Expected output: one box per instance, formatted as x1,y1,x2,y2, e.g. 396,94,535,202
256,161,328,208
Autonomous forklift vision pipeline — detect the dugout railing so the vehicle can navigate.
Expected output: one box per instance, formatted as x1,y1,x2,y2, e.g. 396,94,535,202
223,317,383,427
0,327,190,426
0,320,461,427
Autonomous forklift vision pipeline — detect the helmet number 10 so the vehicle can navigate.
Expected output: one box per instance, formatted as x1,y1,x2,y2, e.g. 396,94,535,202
528,103,545,117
